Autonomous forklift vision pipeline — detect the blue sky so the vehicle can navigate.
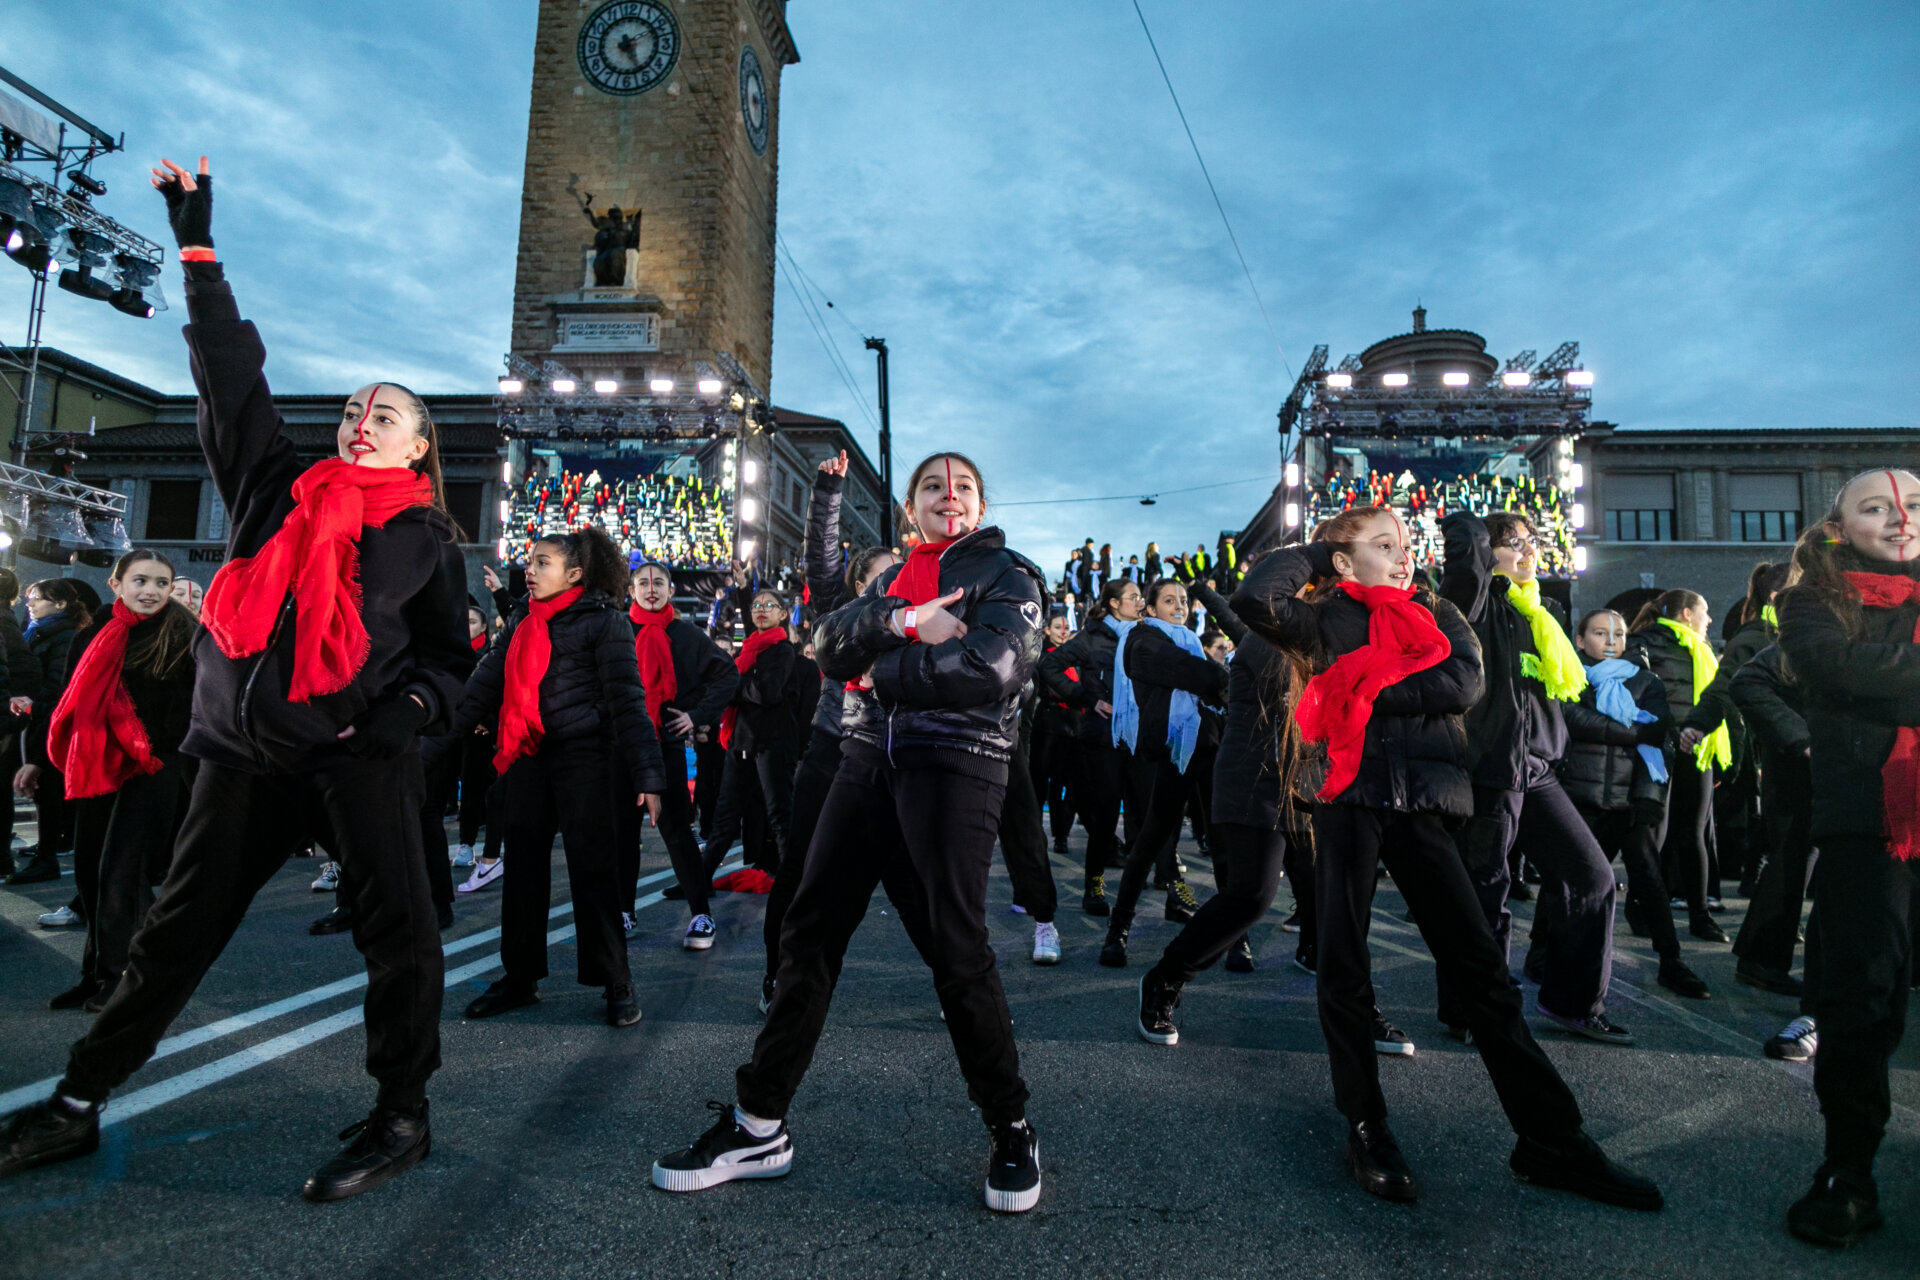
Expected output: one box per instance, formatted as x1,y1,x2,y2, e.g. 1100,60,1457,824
1,1,1914,571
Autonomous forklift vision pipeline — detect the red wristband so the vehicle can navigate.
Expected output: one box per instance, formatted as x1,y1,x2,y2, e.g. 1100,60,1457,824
178,247,217,262
902,607,919,642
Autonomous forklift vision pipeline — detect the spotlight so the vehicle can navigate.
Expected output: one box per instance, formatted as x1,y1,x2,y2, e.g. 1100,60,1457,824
1284,502,1301,527
111,254,166,314
1284,461,1300,487
697,378,724,396
1566,370,1594,387
1442,371,1469,387
1570,503,1586,529
502,460,514,483
1571,545,1588,572
1502,370,1531,388
67,172,106,199
498,378,524,393
498,500,512,523
738,538,755,560
108,288,154,318
497,538,510,561
594,379,618,394
728,392,746,411
1569,462,1584,488
740,497,759,522
1381,373,1409,388
742,459,759,485
649,378,674,393
2,224,19,254
57,267,115,302
551,379,576,393
1324,372,1352,390
0,530,12,551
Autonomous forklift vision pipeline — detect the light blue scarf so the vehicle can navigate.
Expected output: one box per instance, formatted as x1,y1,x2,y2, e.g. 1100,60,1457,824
1586,658,1668,785
1107,615,1205,773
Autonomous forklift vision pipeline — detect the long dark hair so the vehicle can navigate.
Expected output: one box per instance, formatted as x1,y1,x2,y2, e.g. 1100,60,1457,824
1083,577,1133,625
1628,588,1704,633
1736,561,1791,630
845,545,895,596
27,578,91,631
533,527,627,598
379,383,459,539
111,550,196,680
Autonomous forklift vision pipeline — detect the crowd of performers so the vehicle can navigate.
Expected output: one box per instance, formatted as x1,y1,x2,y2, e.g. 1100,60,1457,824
0,159,1912,1249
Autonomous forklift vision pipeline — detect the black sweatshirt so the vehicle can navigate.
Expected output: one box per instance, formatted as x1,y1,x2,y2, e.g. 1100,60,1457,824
29,608,198,769
640,616,739,745
175,262,474,774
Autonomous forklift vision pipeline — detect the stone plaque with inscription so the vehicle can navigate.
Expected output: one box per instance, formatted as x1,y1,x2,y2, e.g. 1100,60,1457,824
555,313,660,352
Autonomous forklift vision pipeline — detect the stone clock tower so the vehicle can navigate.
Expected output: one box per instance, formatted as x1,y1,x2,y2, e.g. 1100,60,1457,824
509,0,798,394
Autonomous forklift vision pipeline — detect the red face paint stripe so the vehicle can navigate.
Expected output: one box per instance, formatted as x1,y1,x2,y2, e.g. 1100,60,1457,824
1890,470,1913,560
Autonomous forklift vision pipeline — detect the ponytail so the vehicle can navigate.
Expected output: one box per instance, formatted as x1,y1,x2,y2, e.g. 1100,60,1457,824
1627,588,1703,634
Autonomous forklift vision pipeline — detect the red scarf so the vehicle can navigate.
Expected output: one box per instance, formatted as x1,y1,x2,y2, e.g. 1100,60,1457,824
47,602,166,800
720,625,787,749
469,632,486,654
492,586,585,773
629,602,679,729
1294,582,1451,800
887,538,957,606
1845,570,1920,859
201,458,432,703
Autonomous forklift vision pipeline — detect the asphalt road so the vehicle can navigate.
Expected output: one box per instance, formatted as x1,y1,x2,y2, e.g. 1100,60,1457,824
0,817,1914,1279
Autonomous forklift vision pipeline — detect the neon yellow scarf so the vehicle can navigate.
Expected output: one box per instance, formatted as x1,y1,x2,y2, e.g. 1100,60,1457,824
1760,603,1778,629
1657,617,1732,770
1495,573,1586,702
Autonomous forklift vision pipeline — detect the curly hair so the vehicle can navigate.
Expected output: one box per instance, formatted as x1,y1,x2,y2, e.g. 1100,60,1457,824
533,527,628,598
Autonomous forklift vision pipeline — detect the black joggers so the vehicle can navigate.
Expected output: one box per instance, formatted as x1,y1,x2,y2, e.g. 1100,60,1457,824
764,726,842,982
1313,805,1584,1141
616,735,708,918
62,754,442,1110
500,736,629,991
1154,821,1286,983
1000,731,1059,924
70,763,185,988
737,742,1029,1127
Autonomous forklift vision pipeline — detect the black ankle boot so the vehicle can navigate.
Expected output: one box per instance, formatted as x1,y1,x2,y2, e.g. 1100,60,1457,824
1098,911,1133,968
1788,1163,1882,1247
301,1102,431,1202
1347,1120,1416,1202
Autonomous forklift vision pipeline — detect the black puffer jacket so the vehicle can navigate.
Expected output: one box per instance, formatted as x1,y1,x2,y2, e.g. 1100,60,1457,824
46,607,198,765
1626,621,1736,748
175,263,474,774
1200,592,1290,831
22,610,81,767
1777,568,1920,842
0,607,32,736
1233,543,1483,818
1034,638,1084,740
1039,618,1119,747
1729,643,1807,760
1121,623,1227,764
732,632,808,756
816,525,1046,765
804,469,853,740
644,616,738,745
456,589,665,793
1560,663,1671,811
1438,511,1568,790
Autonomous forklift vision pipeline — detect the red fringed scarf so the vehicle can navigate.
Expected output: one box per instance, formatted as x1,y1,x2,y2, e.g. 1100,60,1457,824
1845,570,1920,859
469,633,487,654
492,586,585,773
720,625,787,749
201,458,432,703
1294,582,1451,800
629,602,679,729
47,601,166,800
887,538,957,607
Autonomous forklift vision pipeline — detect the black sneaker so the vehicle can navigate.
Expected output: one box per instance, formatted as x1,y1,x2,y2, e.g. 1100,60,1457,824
301,1102,431,1202
1689,914,1731,944
1098,913,1132,968
309,906,354,936
1372,1011,1415,1056
47,978,103,1011
6,852,60,885
1347,1120,1416,1202
1510,1131,1663,1211
1293,944,1317,976
1787,1163,1881,1247
759,975,776,1016
1223,938,1255,973
984,1120,1041,1213
1137,970,1182,1046
1764,1016,1817,1062
1081,874,1111,918
605,984,641,1028
0,1098,99,1178
1735,963,1803,997
651,1101,793,1192
1540,1008,1635,1046
463,980,539,1019
1657,958,1711,1000
1164,882,1198,924
1280,909,1303,934
662,882,688,901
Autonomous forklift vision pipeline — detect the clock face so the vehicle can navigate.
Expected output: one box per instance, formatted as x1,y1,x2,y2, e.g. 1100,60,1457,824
739,45,770,155
578,1,679,97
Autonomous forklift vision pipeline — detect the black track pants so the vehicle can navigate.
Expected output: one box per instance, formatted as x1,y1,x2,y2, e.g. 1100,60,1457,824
500,737,629,990
616,736,707,918
71,764,183,986
1155,822,1285,983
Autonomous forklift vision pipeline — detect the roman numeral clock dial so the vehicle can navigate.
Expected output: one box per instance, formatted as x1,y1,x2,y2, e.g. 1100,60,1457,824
577,0,680,96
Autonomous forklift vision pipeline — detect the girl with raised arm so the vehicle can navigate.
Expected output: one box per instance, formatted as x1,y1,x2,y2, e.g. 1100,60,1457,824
1,158,475,1201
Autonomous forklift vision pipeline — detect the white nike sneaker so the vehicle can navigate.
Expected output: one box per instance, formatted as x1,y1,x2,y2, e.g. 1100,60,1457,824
310,861,340,892
38,905,82,929
449,842,474,868
684,914,716,951
457,858,504,893
1031,921,1061,965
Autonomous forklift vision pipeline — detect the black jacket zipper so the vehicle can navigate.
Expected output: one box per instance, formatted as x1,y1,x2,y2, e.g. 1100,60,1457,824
237,594,295,770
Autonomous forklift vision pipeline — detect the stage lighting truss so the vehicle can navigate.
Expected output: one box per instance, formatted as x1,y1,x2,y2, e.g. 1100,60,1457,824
492,351,766,445
1280,342,1593,443
0,159,165,311
0,455,129,549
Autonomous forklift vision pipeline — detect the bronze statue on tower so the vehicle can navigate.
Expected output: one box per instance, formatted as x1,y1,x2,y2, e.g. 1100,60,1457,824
575,190,641,287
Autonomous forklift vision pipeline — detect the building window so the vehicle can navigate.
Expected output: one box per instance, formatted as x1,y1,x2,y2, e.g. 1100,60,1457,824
1729,473,1801,543
443,482,484,542
1602,472,1675,542
1606,509,1674,541
145,479,202,540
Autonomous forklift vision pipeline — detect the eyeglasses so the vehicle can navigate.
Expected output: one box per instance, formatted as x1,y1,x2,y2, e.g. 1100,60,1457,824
1501,536,1539,553
1117,592,1144,604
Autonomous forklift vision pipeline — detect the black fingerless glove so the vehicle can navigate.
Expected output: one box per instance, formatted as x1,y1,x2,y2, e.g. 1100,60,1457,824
1635,719,1669,746
156,172,214,249
343,694,430,759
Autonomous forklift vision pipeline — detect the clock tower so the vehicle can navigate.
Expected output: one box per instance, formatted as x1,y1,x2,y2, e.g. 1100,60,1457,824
508,0,798,395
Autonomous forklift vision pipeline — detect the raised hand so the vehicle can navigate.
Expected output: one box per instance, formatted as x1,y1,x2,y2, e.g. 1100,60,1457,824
818,449,849,478
150,156,213,249
482,564,502,592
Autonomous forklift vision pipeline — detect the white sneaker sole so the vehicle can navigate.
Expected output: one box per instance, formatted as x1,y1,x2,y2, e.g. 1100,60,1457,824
683,934,715,951
1031,947,1060,966
1136,975,1178,1046
457,867,504,894
984,1142,1042,1213
651,1144,793,1192
1373,1040,1416,1056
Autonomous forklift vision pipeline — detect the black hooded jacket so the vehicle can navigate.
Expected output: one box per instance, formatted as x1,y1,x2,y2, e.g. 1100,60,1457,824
815,525,1046,767
1192,581,1290,830
174,263,475,774
1039,618,1120,748
1776,565,1920,842
1560,662,1671,811
1232,542,1484,818
1438,511,1569,790
1034,638,1085,740
455,588,666,793
23,609,82,770
1120,622,1228,764
1729,643,1807,761
804,471,853,740
730,632,809,757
